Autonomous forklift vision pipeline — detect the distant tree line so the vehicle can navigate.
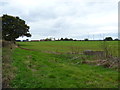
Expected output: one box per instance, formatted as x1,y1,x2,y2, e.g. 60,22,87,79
17,36,119,42
103,37,119,41
58,38,74,41
56,37,119,41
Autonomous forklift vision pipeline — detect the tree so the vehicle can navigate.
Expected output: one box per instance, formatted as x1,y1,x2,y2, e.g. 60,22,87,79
69,38,73,41
2,14,31,41
64,38,69,41
84,38,89,41
45,38,51,41
60,38,64,41
114,38,119,41
104,37,113,41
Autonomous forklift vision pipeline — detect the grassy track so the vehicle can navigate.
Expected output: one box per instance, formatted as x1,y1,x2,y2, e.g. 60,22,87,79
9,41,119,88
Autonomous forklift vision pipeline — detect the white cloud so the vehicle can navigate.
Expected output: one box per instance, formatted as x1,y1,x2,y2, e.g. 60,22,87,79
0,0,119,40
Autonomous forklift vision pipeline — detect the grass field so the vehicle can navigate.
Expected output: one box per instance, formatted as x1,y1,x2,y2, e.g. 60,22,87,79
4,41,119,88
17,41,118,56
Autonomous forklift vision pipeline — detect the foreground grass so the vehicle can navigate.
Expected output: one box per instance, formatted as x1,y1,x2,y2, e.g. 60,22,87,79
10,47,118,88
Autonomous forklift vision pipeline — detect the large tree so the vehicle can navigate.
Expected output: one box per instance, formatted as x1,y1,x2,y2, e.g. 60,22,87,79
2,14,31,41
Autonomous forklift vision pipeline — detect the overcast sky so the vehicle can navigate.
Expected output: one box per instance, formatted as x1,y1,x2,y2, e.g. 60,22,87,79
0,0,119,40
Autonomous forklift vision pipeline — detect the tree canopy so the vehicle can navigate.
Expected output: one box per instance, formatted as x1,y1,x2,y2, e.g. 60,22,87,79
104,37,113,41
2,14,31,41
84,38,89,41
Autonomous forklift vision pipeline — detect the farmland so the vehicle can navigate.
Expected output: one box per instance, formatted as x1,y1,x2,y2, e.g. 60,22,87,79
17,41,118,56
3,41,119,88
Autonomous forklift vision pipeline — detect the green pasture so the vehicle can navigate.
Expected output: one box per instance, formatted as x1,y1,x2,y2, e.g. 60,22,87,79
17,41,118,57
3,41,119,88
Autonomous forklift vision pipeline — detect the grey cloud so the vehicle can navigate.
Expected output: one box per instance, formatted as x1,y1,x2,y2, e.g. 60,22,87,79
0,0,118,40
